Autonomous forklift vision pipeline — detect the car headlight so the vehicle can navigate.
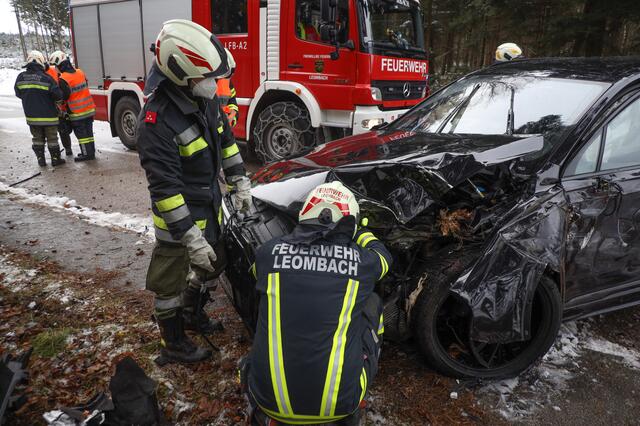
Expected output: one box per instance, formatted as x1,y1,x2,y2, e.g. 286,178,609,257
362,118,385,130
370,87,382,101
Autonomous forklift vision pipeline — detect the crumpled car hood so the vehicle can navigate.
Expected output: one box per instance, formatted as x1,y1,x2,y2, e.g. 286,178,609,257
252,129,545,223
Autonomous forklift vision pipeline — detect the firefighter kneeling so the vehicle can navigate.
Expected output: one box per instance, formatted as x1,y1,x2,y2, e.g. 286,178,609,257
243,182,392,425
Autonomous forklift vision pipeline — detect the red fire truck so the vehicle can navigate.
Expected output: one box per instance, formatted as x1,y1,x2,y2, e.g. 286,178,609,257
69,0,429,163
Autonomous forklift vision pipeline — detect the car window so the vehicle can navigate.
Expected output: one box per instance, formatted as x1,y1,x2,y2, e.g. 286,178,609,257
391,76,609,137
565,131,602,176
601,97,640,171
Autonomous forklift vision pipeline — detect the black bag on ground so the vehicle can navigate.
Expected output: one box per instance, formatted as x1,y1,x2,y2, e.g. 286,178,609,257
107,357,167,426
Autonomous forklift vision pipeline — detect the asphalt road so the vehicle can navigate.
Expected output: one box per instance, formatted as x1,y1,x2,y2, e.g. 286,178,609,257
3,90,640,424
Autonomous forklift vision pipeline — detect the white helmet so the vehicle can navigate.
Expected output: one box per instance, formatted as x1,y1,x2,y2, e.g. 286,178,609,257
223,48,236,77
49,50,68,66
153,19,229,86
299,181,360,229
496,43,523,62
26,50,45,68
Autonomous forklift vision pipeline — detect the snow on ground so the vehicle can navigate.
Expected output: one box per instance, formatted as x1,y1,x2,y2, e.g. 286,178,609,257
0,66,20,96
0,182,154,240
481,320,640,420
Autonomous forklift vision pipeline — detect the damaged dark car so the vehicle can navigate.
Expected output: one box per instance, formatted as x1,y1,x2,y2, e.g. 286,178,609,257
222,57,640,379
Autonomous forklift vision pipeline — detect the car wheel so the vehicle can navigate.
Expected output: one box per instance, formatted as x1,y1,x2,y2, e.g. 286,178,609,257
114,96,141,150
412,260,562,379
252,101,317,164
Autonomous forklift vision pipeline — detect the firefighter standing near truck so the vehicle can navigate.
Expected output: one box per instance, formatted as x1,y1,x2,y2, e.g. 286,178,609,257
53,52,98,162
14,50,67,167
243,181,392,424
136,19,252,364
217,48,239,127
46,52,74,157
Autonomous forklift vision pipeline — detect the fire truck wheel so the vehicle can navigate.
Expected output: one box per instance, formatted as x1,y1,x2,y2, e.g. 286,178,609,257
114,97,141,150
253,101,317,164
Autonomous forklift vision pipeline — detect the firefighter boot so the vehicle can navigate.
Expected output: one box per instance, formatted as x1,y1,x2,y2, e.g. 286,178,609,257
75,141,96,162
61,133,73,156
157,312,211,364
182,285,224,335
48,145,66,166
32,145,46,167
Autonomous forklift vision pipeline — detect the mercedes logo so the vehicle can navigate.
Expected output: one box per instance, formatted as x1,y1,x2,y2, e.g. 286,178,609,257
403,82,411,98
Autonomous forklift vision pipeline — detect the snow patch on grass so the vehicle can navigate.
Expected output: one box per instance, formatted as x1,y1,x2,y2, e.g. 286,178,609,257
0,182,154,240
0,254,39,292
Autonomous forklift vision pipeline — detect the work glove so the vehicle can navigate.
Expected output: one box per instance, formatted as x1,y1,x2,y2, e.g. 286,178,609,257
229,175,252,213
181,225,217,273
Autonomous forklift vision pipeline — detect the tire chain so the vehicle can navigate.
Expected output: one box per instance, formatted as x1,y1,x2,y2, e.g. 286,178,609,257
253,102,317,163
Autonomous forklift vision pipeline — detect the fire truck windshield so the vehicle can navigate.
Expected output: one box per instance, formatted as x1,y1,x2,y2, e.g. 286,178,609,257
358,0,425,58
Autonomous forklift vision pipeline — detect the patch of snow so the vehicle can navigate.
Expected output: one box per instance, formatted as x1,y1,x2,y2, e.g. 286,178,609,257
0,67,20,96
583,337,640,369
0,182,154,240
482,320,640,420
0,255,39,291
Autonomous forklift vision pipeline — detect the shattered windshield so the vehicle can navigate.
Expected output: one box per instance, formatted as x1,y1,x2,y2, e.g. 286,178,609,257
391,75,610,136
359,0,425,56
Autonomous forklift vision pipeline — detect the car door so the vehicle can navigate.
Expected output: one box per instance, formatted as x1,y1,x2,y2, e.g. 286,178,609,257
562,91,640,312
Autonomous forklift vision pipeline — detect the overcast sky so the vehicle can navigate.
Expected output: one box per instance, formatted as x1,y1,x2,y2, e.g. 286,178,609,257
0,0,19,34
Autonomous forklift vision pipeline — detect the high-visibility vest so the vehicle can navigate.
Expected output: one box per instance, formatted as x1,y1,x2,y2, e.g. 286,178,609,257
45,67,58,83
46,67,67,111
60,68,95,121
216,79,234,104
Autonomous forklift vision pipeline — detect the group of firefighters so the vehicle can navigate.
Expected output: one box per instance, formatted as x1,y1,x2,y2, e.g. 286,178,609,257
14,50,97,165
11,18,524,424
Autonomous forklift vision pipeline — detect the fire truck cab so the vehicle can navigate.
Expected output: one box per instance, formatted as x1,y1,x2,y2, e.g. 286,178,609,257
69,0,428,163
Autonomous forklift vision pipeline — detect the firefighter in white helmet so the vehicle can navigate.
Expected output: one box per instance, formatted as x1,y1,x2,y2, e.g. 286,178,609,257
495,43,523,62
14,50,66,166
136,19,251,365
216,48,239,127
242,181,392,423
47,50,74,157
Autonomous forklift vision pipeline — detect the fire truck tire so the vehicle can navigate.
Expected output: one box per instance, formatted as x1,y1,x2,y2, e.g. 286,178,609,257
252,101,317,164
114,96,141,150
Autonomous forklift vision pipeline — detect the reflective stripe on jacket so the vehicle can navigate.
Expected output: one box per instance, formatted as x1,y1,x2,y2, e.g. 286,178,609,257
248,226,393,423
136,81,246,245
60,68,95,121
14,64,63,126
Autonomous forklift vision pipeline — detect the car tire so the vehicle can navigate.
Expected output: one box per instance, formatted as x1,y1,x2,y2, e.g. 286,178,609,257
114,96,141,150
252,101,317,164
412,257,562,379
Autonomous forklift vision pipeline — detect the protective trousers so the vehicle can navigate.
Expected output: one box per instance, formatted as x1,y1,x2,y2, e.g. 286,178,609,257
146,239,227,321
30,125,60,165
71,117,95,158
58,117,73,154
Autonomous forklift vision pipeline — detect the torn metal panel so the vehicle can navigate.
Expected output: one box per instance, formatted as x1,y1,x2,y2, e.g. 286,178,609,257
450,190,568,342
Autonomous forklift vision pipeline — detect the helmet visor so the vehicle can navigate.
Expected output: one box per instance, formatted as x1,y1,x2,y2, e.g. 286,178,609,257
204,35,230,79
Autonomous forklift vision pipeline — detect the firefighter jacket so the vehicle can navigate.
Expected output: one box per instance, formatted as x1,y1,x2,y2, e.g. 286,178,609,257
14,63,63,126
136,80,246,245
59,66,96,121
216,78,238,127
248,225,392,424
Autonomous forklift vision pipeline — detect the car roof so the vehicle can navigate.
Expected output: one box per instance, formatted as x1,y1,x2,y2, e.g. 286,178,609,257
476,56,640,83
